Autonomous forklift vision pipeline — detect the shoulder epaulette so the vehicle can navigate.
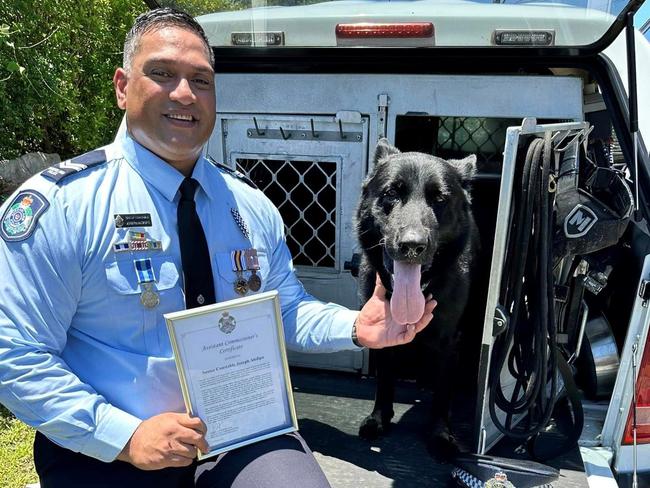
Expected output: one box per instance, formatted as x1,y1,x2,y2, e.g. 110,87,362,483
41,149,107,183
207,156,257,190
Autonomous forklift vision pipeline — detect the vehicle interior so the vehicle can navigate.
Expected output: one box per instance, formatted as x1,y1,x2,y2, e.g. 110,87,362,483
150,0,650,485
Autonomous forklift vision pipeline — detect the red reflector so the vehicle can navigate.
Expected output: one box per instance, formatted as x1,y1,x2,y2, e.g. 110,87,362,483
335,22,434,39
622,335,650,445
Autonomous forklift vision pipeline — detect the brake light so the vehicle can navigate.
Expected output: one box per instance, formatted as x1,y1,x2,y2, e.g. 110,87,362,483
335,22,434,39
622,334,650,444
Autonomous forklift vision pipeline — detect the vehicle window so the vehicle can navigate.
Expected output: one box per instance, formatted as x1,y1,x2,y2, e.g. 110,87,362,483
156,0,634,48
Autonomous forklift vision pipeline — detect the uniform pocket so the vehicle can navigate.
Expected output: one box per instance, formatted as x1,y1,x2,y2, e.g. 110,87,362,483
104,255,182,354
104,256,180,294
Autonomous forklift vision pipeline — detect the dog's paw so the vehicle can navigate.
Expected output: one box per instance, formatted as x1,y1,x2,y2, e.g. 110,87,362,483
359,412,390,440
425,429,460,462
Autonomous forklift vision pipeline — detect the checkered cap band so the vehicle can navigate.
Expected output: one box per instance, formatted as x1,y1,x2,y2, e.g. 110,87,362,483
451,467,554,488
452,467,484,488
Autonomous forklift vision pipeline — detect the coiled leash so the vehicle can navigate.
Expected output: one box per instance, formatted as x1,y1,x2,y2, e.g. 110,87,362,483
488,136,565,444
487,135,587,463
457,122,633,484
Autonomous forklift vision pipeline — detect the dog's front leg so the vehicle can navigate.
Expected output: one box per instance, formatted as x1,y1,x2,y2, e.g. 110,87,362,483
426,348,461,461
359,347,396,440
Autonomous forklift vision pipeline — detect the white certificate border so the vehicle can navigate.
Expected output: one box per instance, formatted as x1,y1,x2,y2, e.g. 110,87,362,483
164,290,298,460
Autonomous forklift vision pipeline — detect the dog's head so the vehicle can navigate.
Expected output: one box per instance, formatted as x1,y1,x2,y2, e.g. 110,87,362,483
357,138,476,266
356,139,477,324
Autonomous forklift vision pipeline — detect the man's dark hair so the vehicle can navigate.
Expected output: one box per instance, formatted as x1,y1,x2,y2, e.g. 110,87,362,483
123,8,214,72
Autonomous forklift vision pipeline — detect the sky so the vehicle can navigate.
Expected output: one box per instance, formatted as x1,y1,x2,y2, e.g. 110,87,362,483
635,1,649,32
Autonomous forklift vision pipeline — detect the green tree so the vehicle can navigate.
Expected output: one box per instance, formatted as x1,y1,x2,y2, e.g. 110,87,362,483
162,0,247,17
0,0,147,160
159,0,327,17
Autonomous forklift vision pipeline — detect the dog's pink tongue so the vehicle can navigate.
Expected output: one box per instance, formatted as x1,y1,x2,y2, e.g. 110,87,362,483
390,262,425,325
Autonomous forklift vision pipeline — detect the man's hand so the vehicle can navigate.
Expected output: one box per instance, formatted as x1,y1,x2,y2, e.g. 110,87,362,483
117,412,209,470
355,274,436,348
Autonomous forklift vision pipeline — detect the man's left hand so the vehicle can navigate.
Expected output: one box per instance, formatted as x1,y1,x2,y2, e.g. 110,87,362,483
355,274,437,348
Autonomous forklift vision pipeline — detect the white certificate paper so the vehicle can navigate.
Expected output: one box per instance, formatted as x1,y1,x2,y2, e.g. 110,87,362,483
165,290,297,459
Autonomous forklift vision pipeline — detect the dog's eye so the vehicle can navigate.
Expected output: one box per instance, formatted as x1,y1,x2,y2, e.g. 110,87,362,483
429,192,446,204
383,188,399,200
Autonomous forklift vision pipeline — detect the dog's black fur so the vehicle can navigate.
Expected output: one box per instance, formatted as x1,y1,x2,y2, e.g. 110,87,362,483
356,138,480,460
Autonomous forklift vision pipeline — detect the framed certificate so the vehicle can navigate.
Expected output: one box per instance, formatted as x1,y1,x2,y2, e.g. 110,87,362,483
165,290,298,460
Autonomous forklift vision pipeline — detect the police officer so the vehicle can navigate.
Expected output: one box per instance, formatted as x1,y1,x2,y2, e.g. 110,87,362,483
0,8,435,487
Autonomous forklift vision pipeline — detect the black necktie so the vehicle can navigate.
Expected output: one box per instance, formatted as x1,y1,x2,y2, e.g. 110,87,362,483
177,177,216,308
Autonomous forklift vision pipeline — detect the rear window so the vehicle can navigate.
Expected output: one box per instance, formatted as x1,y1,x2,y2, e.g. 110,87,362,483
157,0,630,48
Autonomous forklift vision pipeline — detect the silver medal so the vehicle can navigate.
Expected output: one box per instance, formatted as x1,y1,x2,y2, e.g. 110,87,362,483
140,282,159,309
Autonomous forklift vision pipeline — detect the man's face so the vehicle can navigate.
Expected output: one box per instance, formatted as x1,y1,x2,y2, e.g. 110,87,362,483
114,27,216,174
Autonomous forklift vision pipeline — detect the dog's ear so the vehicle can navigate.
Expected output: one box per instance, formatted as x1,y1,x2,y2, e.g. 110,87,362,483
448,154,477,188
374,138,400,165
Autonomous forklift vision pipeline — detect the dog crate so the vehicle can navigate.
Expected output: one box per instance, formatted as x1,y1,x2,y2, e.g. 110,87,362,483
210,112,370,372
207,73,583,379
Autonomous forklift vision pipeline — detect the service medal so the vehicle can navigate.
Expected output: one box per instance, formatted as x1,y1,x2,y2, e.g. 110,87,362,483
140,282,160,309
134,258,158,308
231,250,249,295
248,271,262,292
234,274,249,295
244,248,261,291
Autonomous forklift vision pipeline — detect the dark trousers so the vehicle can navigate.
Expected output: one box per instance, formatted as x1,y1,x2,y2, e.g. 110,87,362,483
34,431,331,488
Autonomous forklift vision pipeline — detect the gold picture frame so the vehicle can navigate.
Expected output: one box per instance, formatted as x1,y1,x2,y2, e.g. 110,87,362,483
165,290,298,460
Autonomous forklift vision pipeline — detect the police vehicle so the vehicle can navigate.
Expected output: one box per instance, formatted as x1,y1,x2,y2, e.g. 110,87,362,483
147,0,649,485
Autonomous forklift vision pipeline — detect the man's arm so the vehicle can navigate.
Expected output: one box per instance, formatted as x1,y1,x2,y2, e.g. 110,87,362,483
0,186,141,462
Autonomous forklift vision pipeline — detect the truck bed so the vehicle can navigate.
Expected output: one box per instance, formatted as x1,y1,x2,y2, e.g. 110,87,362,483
290,367,590,487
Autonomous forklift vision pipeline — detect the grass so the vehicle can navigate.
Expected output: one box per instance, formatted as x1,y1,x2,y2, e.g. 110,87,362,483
0,405,37,488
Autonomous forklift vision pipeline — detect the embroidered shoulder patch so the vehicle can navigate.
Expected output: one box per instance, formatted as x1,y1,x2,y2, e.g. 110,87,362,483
41,149,107,183
1,190,50,242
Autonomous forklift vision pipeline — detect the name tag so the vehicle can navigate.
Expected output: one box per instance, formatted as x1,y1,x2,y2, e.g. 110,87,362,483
114,213,152,228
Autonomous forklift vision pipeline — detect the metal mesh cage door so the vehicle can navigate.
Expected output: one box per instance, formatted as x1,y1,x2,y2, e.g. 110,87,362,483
236,156,340,269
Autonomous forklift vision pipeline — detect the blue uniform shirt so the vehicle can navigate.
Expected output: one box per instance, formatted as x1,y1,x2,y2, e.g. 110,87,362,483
0,131,359,462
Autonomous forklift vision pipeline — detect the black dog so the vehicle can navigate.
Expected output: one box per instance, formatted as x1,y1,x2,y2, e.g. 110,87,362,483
356,138,480,460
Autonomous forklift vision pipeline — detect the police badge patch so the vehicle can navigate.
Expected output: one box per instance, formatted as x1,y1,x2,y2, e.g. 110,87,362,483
1,190,50,242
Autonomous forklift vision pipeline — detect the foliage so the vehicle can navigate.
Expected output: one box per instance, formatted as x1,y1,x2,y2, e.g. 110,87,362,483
0,406,36,488
0,0,316,161
157,0,328,18
161,0,248,16
0,178,14,204
0,0,148,160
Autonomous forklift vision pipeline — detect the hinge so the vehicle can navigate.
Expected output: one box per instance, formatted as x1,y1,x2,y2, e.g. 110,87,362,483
377,94,390,139
638,279,650,302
